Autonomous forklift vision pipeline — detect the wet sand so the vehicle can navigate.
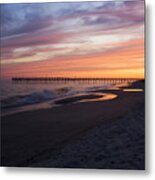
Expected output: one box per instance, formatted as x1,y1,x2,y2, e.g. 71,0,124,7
55,94,104,104
1,81,145,169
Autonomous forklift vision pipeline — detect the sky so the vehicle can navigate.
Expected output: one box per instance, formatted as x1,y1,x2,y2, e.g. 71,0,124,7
0,0,144,79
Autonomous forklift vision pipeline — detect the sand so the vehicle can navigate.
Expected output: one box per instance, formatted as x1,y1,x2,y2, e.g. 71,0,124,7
1,81,145,169
32,105,144,169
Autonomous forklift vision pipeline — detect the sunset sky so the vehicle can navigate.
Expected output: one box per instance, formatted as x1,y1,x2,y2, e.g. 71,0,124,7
0,0,144,79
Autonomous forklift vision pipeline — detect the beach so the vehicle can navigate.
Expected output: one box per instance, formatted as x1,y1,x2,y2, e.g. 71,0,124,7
1,81,145,169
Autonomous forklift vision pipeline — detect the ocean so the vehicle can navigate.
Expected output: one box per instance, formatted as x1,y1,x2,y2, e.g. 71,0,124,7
0,79,128,115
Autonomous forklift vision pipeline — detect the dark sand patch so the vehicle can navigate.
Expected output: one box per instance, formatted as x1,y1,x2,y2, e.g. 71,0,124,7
55,94,103,104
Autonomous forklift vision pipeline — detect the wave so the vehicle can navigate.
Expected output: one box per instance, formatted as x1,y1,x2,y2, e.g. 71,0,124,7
1,85,111,110
55,87,73,95
84,84,112,92
1,90,56,109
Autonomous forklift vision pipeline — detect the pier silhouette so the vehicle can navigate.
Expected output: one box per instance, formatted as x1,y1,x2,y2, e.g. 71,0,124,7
12,77,142,84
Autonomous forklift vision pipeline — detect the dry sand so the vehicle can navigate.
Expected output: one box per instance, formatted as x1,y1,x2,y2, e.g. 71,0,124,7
1,81,145,169
33,105,144,170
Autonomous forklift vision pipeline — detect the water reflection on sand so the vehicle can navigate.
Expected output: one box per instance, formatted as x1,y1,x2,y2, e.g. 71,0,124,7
77,93,117,103
122,89,143,92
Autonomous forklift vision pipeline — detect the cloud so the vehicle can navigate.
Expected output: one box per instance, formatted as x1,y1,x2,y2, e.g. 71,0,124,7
6,16,53,37
1,31,71,49
0,3,54,37
1,1,144,78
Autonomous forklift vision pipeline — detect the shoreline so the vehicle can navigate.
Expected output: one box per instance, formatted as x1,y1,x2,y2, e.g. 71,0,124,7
1,80,143,117
1,81,145,168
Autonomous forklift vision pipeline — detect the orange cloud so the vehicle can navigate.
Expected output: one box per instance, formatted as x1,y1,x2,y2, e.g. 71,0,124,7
2,38,144,79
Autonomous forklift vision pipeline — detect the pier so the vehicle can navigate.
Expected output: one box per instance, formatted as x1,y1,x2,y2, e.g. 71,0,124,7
12,77,142,84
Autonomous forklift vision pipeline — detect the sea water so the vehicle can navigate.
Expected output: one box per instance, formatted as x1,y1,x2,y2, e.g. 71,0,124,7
0,79,127,115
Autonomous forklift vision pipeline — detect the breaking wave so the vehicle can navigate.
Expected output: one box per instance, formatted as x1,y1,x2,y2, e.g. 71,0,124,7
1,85,111,110
1,90,56,109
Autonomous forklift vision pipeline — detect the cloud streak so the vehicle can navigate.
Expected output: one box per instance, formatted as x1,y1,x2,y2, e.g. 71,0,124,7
0,1,144,78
